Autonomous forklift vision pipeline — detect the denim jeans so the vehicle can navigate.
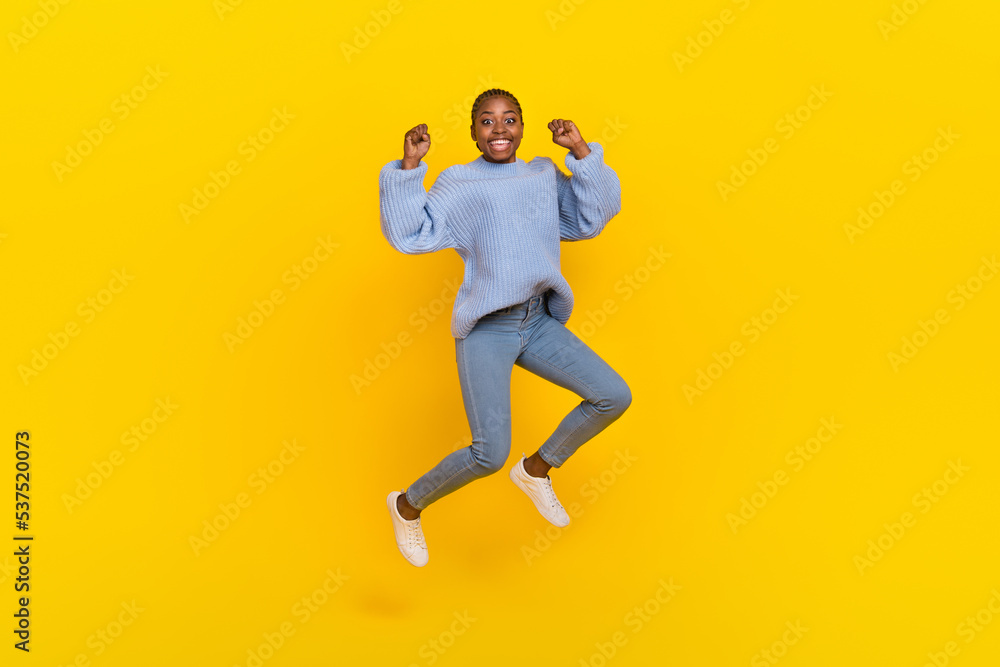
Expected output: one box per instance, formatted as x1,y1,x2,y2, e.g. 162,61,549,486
404,290,632,511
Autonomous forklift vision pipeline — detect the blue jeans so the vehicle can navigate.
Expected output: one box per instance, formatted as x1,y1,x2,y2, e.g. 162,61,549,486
404,291,632,511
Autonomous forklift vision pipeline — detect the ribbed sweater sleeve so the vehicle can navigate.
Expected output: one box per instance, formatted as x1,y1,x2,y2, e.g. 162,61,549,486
555,141,622,241
378,159,457,254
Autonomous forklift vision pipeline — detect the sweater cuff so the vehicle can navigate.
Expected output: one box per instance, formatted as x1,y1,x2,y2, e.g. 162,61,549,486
380,158,428,181
564,141,603,170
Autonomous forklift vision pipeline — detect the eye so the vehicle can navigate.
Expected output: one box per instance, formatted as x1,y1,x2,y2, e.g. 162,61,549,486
505,117,515,124
482,119,492,125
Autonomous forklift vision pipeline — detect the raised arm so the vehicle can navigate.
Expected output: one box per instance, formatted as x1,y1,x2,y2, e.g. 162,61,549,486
378,124,456,255
553,141,622,242
547,120,622,241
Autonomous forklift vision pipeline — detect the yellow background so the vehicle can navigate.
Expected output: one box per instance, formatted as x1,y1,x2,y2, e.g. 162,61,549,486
2,0,999,665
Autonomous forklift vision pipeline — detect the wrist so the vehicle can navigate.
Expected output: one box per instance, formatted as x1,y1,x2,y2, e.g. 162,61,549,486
569,141,591,159
401,157,419,170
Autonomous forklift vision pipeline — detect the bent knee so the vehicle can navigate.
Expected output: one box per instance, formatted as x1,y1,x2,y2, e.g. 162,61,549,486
470,444,509,475
600,379,632,416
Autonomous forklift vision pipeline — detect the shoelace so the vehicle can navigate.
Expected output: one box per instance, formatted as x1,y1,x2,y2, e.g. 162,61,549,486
406,517,426,549
540,476,563,511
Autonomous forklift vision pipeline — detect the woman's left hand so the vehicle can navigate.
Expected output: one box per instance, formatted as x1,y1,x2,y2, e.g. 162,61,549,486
549,119,590,158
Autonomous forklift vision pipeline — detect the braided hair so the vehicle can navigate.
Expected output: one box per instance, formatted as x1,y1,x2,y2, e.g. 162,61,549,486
470,88,523,152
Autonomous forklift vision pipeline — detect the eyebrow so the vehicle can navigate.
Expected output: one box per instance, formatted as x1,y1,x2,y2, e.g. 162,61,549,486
479,109,517,117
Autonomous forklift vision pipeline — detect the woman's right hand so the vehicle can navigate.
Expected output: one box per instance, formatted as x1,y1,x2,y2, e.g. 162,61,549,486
402,124,430,169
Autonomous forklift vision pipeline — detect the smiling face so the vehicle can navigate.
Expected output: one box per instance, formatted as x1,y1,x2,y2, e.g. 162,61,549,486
471,96,523,163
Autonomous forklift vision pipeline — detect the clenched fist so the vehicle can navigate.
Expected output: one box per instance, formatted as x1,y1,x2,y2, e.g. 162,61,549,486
548,119,590,159
402,123,430,169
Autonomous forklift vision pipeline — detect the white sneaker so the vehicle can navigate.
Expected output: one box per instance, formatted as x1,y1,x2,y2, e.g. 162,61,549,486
386,490,428,567
509,453,570,527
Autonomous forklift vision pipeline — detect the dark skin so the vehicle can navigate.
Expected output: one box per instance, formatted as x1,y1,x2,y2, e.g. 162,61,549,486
394,95,590,521
399,95,591,170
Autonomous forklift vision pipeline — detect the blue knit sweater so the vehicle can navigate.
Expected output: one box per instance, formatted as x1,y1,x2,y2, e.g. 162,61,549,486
378,141,622,339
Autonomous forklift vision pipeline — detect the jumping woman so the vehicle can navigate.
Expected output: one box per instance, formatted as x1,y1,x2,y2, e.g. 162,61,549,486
379,88,631,567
